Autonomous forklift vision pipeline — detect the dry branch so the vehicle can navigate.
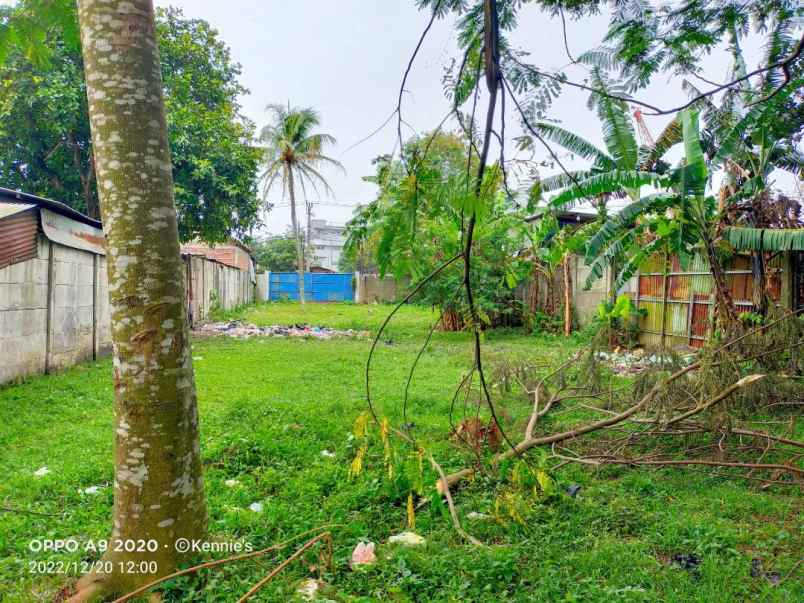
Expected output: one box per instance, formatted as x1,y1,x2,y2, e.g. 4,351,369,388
111,526,337,603
662,374,765,426
236,532,332,603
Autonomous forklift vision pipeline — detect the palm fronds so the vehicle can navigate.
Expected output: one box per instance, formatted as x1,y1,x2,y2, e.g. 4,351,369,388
588,69,638,170
534,122,614,168
548,170,660,210
724,227,804,251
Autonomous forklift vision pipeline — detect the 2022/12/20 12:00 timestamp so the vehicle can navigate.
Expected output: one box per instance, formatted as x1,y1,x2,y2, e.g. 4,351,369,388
28,560,159,575
28,538,161,574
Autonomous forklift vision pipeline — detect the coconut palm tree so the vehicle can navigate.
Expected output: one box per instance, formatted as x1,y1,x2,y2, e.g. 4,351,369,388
259,104,343,303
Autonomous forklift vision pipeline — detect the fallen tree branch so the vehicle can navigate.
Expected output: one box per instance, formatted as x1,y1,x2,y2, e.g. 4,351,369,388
586,458,803,477
236,532,332,603
524,351,581,440
434,311,804,495
662,374,765,426
429,455,484,546
728,427,804,449
112,525,338,603
437,360,692,493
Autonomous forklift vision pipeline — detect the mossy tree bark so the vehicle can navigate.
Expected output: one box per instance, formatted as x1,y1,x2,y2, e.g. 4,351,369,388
72,0,207,600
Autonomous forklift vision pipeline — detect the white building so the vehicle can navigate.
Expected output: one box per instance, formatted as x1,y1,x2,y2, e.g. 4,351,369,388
309,219,346,271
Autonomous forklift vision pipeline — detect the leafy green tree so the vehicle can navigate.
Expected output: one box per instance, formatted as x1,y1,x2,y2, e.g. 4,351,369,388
0,5,261,242
345,132,532,329
259,105,343,304
252,232,304,272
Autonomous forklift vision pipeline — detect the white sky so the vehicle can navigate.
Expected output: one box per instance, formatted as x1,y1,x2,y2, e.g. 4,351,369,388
153,1,797,235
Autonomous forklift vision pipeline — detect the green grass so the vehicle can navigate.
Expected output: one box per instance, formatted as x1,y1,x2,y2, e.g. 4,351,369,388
0,302,801,602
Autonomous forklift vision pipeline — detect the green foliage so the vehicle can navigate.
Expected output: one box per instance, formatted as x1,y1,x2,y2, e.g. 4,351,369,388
596,294,644,348
156,7,262,243
602,0,802,91
2,302,800,601
579,110,723,293
724,226,804,252
0,6,261,242
251,232,304,272
259,104,343,200
345,132,532,326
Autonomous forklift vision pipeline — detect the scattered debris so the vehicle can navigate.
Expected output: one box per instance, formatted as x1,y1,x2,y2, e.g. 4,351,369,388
671,552,701,573
78,485,102,495
751,558,781,585
466,512,491,521
350,542,376,567
224,479,240,487
320,450,336,458
284,423,304,430
248,502,264,513
594,349,694,375
195,321,369,340
33,466,50,478
565,483,582,497
296,578,326,601
388,531,426,546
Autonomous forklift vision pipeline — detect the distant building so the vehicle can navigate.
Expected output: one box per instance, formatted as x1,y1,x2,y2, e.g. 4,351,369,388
308,219,346,271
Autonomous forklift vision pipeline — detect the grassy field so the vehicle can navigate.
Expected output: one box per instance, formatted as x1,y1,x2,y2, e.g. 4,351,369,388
0,302,800,602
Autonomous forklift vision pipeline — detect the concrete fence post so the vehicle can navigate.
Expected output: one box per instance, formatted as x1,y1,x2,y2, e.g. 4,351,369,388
355,271,361,304
44,240,56,374
92,253,99,360
266,271,271,302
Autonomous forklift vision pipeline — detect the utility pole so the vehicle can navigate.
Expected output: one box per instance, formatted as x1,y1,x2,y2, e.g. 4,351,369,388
305,200,314,270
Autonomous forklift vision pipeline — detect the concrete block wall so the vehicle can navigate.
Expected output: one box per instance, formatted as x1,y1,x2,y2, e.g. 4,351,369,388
0,237,49,383
355,273,408,304
1,238,254,385
49,243,105,370
185,255,254,326
0,236,115,384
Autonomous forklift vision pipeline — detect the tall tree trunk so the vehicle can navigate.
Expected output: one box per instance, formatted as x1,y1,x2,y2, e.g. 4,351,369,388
563,254,572,337
286,164,306,304
72,1,207,600
703,236,738,326
751,251,768,316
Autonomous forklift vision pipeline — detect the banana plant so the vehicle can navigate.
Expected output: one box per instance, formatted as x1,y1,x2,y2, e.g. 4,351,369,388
526,69,665,215
583,110,741,322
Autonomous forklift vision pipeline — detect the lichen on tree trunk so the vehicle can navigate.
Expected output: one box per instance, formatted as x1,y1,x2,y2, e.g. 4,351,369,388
72,0,207,599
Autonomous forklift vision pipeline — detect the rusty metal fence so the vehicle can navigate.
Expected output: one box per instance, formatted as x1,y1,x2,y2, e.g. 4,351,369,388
634,253,786,349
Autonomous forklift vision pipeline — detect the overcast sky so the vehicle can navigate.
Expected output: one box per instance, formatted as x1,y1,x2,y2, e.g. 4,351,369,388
152,1,791,236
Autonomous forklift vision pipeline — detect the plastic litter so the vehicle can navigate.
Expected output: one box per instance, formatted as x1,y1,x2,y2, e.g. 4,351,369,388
388,532,426,546
351,541,376,567
195,321,369,340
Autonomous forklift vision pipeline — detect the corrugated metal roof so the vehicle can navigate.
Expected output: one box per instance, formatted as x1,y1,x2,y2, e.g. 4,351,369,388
40,208,106,255
0,202,35,220
0,208,38,269
0,187,101,228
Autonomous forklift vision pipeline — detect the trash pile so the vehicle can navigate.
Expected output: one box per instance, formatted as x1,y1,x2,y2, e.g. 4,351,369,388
195,320,369,340
595,348,695,375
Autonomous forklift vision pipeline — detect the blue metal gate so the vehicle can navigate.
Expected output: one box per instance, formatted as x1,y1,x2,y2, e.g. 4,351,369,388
268,272,354,302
